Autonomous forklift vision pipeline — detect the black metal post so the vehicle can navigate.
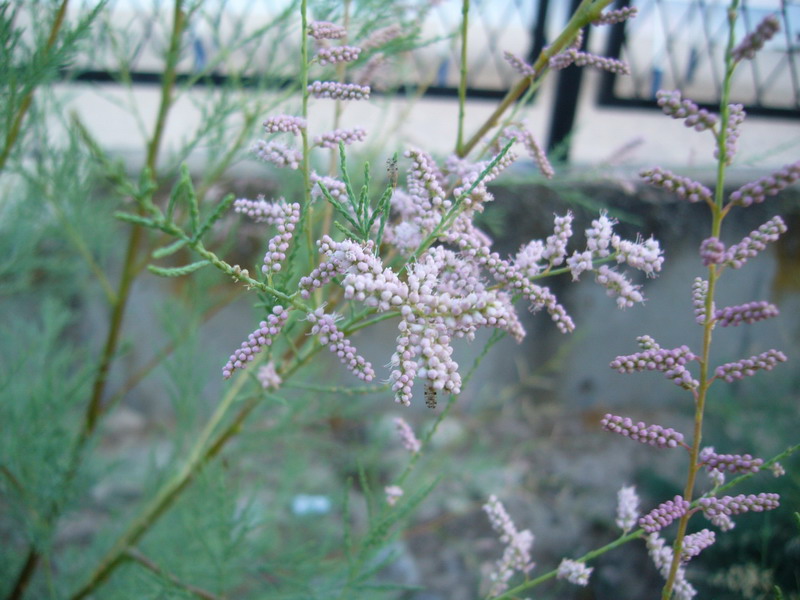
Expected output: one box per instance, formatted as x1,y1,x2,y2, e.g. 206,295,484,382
528,0,551,65
546,0,588,161
598,0,632,105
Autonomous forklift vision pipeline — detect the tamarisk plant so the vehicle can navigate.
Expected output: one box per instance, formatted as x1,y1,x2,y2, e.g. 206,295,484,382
478,4,798,600
123,1,663,408
4,1,653,597
2,0,795,599
65,0,664,595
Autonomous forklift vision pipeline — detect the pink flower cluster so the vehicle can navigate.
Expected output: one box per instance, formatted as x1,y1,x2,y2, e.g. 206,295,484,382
222,306,289,378
445,222,575,333
384,485,403,506
616,485,640,532
698,493,780,531
592,6,638,25
503,51,535,77
310,173,348,203
316,45,361,66
252,141,302,170
263,114,306,135
699,237,726,266
601,414,685,449
716,104,745,163
639,496,690,533
640,167,713,204
732,14,780,61
714,301,779,327
283,148,664,404
257,361,282,390
723,215,788,268
308,80,370,100
713,349,787,382
483,495,535,596
447,147,517,211
517,127,554,178
393,150,662,317
300,235,524,404
699,447,763,474
313,127,367,149
691,278,711,324
306,308,375,381
557,559,593,586
646,533,696,600
393,417,421,453
308,20,346,40
610,344,698,389
240,201,295,265
679,529,716,563
729,161,800,206
656,90,718,131
550,48,629,74
233,197,300,274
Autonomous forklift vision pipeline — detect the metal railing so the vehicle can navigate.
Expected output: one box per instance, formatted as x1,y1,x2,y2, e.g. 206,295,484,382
598,0,800,117
60,0,798,160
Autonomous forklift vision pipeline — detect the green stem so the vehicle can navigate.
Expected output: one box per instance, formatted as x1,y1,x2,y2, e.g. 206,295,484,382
85,0,186,435
661,3,739,597
494,529,646,600
340,330,506,596
328,0,350,176
69,371,254,600
455,0,469,154
195,108,262,200
123,548,224,600
285,382,389,395
67,282,384,599
489,442,798,600
0,0,69,173
300,0,314,266
458,0,612,158
6,6,188,600
474,74,544,161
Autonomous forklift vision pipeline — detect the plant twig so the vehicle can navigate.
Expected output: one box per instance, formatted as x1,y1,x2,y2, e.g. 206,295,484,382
6,5,188,599
0,0,70,172
458,0,613,158
124,548,226,600
455,0,469,154
661,3,739,596
69,376,256,600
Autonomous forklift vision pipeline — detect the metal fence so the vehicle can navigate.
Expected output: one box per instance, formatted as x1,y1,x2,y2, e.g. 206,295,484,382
598,0,800,117
65,0,799,157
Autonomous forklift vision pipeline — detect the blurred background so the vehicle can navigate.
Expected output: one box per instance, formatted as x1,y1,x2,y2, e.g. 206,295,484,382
2,1,799,599
59,0,800,166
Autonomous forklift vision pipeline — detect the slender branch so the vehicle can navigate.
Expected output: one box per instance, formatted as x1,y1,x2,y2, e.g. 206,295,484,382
6,6,188,599
103,287,242,413
69,373,256,600
488,442,797,600
493,529,646,600
124,549,226,600
662,4,739,596
458,0,613,158
145,2,185,173
300,0,315,266
455,0,469,154
285,382,390,395
87,0,186,433
0,0,69,172
68,280,380,599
